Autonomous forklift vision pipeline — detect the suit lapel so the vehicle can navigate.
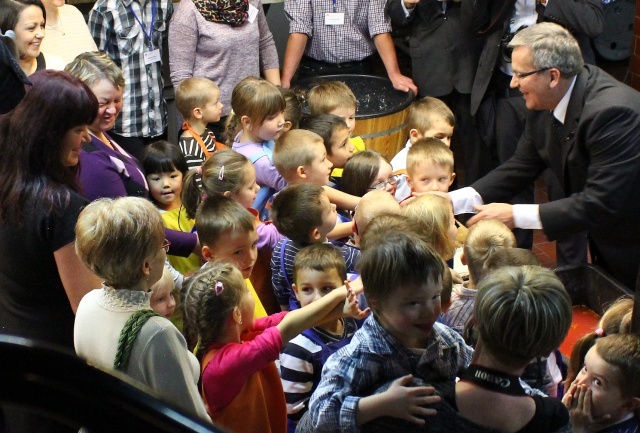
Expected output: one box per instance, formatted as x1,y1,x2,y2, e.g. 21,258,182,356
560,69,588,186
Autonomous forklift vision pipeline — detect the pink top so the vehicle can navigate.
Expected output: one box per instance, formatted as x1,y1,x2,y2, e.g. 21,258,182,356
202,311,288,412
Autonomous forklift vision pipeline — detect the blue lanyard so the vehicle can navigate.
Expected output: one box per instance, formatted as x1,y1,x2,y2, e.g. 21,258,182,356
332,0,337,13
128,0,157,50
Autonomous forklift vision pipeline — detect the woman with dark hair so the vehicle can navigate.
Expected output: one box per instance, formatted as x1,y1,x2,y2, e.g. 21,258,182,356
0,69,102,433
0,0,64,76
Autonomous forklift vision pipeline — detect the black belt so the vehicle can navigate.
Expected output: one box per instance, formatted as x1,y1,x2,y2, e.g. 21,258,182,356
301,55,370,69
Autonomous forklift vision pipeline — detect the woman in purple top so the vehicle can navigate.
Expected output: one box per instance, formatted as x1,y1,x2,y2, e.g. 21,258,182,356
168,0,280,138
65,52,198,257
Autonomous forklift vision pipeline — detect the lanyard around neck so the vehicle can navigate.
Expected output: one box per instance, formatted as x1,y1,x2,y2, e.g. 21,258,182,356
127,0,157,49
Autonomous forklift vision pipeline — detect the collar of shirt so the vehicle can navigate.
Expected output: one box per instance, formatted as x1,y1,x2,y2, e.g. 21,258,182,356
552,75,577,124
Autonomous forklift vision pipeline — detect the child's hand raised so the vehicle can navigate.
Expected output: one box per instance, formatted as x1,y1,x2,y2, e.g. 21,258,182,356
562,382,611,433
342,285,370,320
382,375,440,424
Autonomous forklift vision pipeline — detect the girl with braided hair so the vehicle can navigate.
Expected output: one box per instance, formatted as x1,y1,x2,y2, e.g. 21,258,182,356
182,261,368,433
73,196,210,423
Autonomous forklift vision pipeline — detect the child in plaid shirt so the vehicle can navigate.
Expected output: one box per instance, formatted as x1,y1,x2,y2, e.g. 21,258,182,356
308,229,472,432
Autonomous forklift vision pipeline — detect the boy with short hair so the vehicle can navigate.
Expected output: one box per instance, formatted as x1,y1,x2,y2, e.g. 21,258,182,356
196,195,267,319
301,114,354,182
307,81,366,156
280,243,360,432
308,230,472,432
391,97,455,200
175,77,224,171
275,129,361,215
352,190,400,247
406,138,456,196
270,184,360,311
441,219,516,335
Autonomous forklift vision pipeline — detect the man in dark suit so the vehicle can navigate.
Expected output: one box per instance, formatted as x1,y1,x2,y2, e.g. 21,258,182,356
451,22,640,289
386,0,490,184
470,0,603,253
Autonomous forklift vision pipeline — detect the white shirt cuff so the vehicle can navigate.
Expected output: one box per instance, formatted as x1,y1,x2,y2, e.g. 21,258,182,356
401,1,415,17
512,204,542,229
449,187,483,215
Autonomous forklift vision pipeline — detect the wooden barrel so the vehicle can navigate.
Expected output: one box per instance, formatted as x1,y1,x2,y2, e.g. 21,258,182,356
298,74,415,161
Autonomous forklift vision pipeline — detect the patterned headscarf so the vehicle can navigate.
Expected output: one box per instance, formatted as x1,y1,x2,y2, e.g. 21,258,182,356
193,0,249,26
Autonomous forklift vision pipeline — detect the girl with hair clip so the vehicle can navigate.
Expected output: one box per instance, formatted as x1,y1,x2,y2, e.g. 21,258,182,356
183,148,283,251
342,150,398,198
141,141,202,276
182,261,368,433
564,297,633,392
228,77,288,218
563,334,640,433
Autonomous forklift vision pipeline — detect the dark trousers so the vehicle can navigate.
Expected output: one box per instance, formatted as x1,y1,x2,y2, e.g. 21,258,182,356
295,56,373,83
108,130,167,162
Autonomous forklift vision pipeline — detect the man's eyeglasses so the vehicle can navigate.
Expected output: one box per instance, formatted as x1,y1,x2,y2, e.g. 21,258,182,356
512,68,549,80
161,239,171,253
370,174,401,191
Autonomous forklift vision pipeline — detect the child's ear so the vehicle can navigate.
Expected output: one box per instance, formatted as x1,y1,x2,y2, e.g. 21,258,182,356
240,115,252,131
223,191,232,198
623,396,640,412
409,129,422,142
310,227,322,242
140,258,152,277
232,306,242,325
291,283,299,296
460,252,467,266
192,107,203,120
201,245,214,262
449,172,456,187
282,120,292,132
296,165,307,179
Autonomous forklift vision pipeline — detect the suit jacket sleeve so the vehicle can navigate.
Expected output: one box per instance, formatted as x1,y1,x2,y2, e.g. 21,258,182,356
543,0,603,38
539,104,640,240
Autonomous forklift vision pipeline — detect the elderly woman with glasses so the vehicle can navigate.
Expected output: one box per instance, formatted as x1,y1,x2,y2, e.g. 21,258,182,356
74,196,210,424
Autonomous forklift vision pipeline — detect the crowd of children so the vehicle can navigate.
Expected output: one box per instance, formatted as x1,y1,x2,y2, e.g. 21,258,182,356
61,73,640,433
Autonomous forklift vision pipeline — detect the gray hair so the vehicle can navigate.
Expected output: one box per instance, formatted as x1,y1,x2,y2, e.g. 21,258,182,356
65,51,125,89
75,197,165,289
509,22,583,77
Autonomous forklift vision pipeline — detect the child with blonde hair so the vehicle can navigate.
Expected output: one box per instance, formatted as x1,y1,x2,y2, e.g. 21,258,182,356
563,333,640,433
391,97,455,200
307,81,365,154
150,266,177,320
274,129,360,235
403,194,458,261
229,77,288,216
441,219,516,335
182,261,367,433
175,77,225,172
405,137,456,199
